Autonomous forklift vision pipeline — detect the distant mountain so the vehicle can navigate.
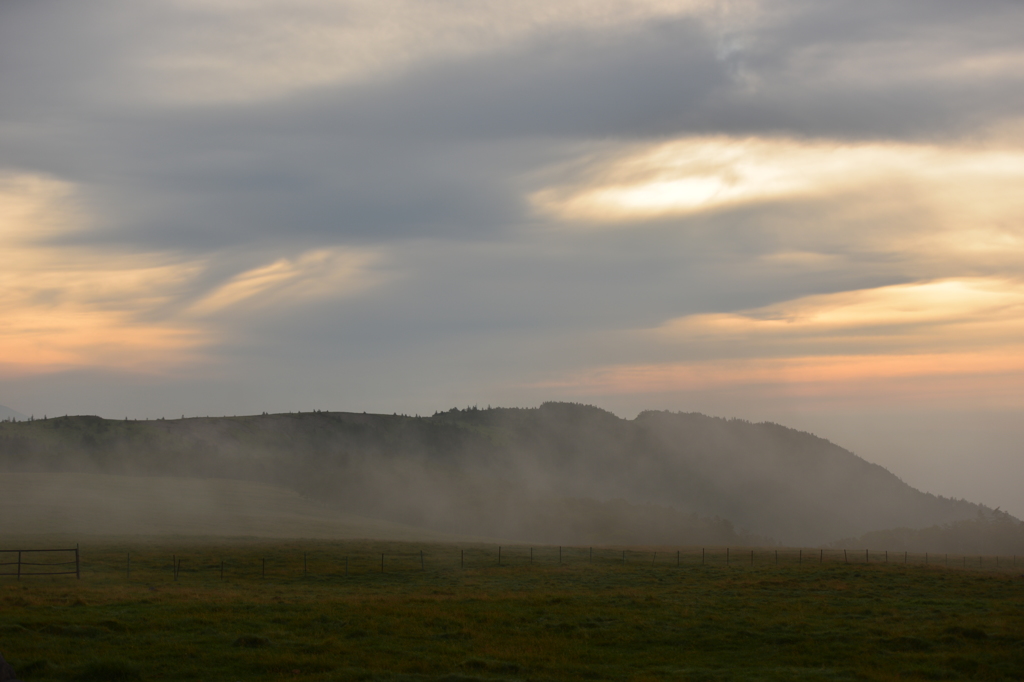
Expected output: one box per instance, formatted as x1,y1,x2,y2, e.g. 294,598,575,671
0,403,994,546
0,404,26,421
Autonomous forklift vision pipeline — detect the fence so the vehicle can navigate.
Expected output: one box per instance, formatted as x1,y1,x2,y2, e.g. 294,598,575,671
0,546,79,579
18,544,1016,582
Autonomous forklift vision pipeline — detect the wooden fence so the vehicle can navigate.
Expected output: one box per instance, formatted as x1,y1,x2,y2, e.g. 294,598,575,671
0,546,79,579
2,544,1018,581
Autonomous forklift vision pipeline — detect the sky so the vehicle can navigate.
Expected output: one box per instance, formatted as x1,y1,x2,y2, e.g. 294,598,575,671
2,0,1023,517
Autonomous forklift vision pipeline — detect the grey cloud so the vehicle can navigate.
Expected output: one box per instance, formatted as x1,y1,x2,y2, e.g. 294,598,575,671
5,1,1023,259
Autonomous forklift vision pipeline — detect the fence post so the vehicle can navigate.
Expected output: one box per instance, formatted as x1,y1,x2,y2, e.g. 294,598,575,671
820,549,823,564
76,545,80,580
844,550,848,564
17,551,21,580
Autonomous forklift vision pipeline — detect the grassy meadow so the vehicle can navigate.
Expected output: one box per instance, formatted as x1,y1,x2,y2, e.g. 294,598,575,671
1,538,1023,682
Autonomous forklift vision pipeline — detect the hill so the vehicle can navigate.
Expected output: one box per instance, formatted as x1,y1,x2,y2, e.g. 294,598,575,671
0,403,26,421
0,403,991,545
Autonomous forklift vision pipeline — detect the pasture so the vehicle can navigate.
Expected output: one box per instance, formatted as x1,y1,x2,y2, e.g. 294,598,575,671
1,537,1022,681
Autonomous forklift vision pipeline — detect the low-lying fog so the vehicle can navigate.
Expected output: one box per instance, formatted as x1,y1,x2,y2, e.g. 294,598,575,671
1,404,1020,552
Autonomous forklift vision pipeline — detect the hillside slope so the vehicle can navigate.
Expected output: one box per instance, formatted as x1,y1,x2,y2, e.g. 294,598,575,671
0,403,988,545
0,404,26,421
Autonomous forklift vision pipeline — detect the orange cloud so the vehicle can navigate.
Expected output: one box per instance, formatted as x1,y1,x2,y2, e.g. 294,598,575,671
0,174,209,375
536,278,1024,407
540,352,1024,393
531,137,1024,247
188,247,386,316
0,172,390,377
659,278,1024,351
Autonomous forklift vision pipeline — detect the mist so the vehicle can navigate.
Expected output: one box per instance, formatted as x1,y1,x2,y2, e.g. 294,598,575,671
2,404,1018,553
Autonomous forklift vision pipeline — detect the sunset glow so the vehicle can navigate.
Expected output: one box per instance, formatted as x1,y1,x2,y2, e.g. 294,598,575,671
3,0,1024,514
532,138,1024,225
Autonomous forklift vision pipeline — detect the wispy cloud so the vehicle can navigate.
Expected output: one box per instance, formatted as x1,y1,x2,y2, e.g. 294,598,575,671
0,172,387,376
188,247,388,315
532,137,1024,227
658,278,1024,350
535,278,1024,406
0,173,208,375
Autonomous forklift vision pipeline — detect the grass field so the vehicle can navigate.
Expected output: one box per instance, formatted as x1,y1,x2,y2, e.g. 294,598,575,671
1,538,1023,682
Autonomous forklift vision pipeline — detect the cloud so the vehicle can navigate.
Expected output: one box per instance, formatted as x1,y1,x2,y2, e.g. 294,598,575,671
188,247,388,316
0,171,387,377
0,0,725,110
532,136,1024,225
658,277,1024,350
532,277,1024,407
2,0,1024,419
5,0,1023,259
0,172,208,375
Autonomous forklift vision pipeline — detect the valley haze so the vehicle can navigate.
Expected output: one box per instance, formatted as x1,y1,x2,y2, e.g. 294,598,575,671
2,403,1019,554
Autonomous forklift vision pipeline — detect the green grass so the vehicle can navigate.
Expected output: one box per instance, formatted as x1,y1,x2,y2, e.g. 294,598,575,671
1,539,1023,681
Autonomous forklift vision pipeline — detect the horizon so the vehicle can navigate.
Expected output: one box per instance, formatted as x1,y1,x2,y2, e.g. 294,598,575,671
2,1,1023,522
